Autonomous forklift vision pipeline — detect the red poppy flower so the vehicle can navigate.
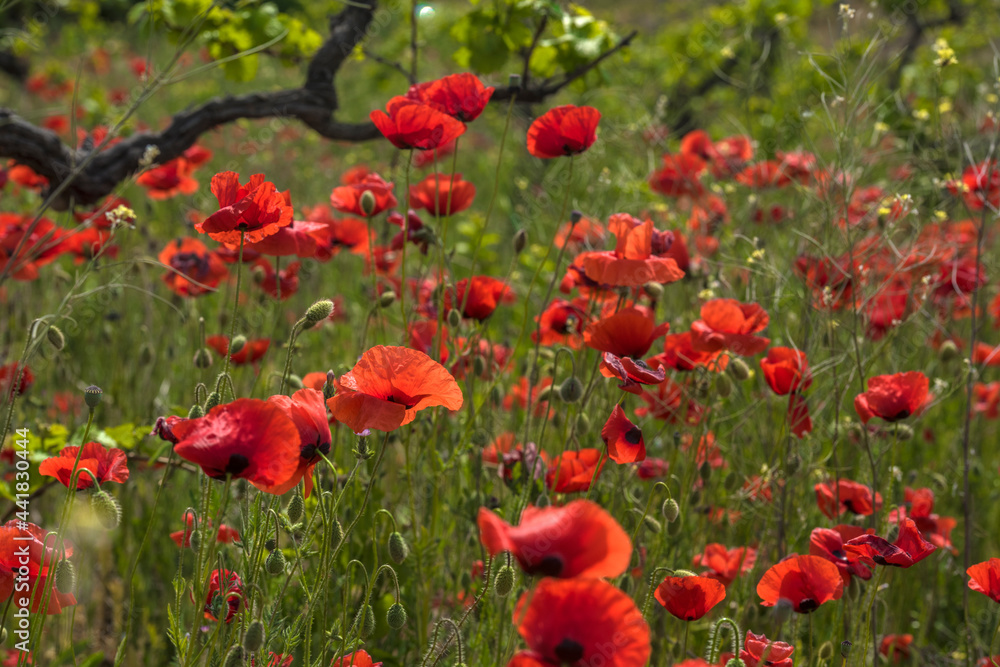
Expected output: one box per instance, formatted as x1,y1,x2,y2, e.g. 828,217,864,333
408,172,476,216
0,520,77,615
651,332,727,373
407,72,494,122
206,336,270,366
757,554,843,613
740,631,794,667
331,650,382,667
257,259,301,300
371,96,466,150
330,173,397,217
509,577,650,667
854,371,930,424
880,635,914,662
526,105,601,159
844,517,937,568
809,526,872,585
581,215,685,287
693,544,757,587
655,575,726,620
601,405,646,464
412,138,457,168
787,392,812,438
690,299,770,356
195,172,294,245
60,227,117,263
635,377,704,425
759,347,812,395
257,388,331,497
170,511,240,548
478,499,631,578
905,487,935,518
948,160,1000,211
503,376,554,418
555,216,606,250
601,353,666,395
243,219,326,258
637,457,670,480
584,307,670,358
172,399,301,488
0,362,33,399
445,276,514,321
534,298,590,348
38,441,129,490
649,152,707,199
681,432,726,469
159,238,229,297
967,558,1000,603
546,449,606,493
327,345,463,433
136,158,198,199
203,568,242,622
0,212,66,281
814,479,882,518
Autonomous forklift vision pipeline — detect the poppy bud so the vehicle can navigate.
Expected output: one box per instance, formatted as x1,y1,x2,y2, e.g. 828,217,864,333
840,641,852,659
447,308,462,328
535,385,555,403
643,282,664,299
673,569,697,577
205,391,222,411
244,620,264,652
55,558,76,594
190,529,202,552
359,190,377,217
643,515,662,533
727,358,751,381
570,210,583,224
265,548,286,576
661,498,680,522
331,519,344,546
139,342,155,366
575,413,590,434
939,340,959,362
188,404,205,419
223,646,245,667
306,299,335,325
378,291,397,308
84,385,103,409
724,659,744,667
699,461,712,482
91,490,121,529
715,372,732,398
287,374,304,390
558,376,584,403
0,627,6,645
388,531,409,563
489,386,503,405
324,371,337,400
229,335,247,356
194,348,212,369
353,604,376,639
895,424,914,441
471,429,490,446
494,565,516,597
286,493,305,524
387,602,407,630
818,642,834,661
693,377,710,399
47,325,65,351
513,228,527,254
472,355,488,377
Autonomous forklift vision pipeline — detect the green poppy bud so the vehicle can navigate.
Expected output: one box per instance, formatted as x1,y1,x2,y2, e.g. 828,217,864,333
494,565,516,597
205,391,221,411
661,498,680,523
387,602,407,630
47,326,65,351
378,291,396,308
388,531,409,564
265,548,286,576
359,190,377,217
188,404,205,419
727,358,750,381
91,490,121,529
447,308,462,328
244,620,265,652
55,559,76,594
306,299,335,325
331,520,344,547
193,348,213,369
558,376,584,403
286,493,305,524
229,335,247,356
716,372,732,398
223,645,245,667
513,229,527,254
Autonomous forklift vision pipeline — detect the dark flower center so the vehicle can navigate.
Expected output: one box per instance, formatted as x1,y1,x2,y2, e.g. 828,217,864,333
225,454,250,475
170,251,209,278
832,549,847,561
798,598,818,613
554,638,585,663
528,555,564,577
625,427,643,445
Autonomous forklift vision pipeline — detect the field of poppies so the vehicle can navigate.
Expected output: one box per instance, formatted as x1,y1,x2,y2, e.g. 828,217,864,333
2,1,1000,666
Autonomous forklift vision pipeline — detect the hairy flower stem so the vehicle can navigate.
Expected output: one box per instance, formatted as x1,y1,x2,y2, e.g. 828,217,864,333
218,231,245,396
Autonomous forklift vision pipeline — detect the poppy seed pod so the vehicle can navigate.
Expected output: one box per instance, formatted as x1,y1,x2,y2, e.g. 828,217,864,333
91,490,121,529
570,210,583,224
727,358,751,381
359,190,377,217
193,347,212,369
387,602,407,630
388,531,409,563
378,291,397,308
558,376,585,403
47,325,65,351
223,646,245,667
265,548,286,576
513,228,527,254
55,558,76,594
305,299,335,325
286,493,305,524
508,73,522,90
841,641,852,659
84,385,103,409
661,498,680,523
229,335,247,355
244,620,264,652
494,565,516,597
